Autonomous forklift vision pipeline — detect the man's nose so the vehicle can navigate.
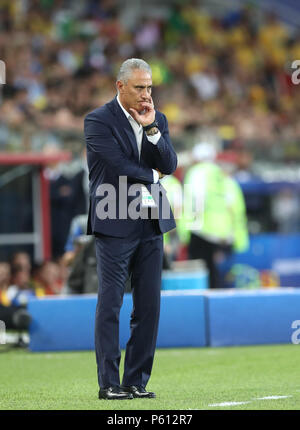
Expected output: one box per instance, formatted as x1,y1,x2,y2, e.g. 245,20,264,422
141,89,148,99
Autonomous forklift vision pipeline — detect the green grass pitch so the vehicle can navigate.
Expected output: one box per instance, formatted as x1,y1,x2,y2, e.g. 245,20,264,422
0,344,300,410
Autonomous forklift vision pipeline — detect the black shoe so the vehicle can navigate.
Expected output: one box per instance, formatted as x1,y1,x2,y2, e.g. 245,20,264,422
98,386,133,400
121,385,156,398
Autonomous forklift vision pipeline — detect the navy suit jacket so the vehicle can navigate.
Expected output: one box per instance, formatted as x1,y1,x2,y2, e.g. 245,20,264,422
84,96,178,238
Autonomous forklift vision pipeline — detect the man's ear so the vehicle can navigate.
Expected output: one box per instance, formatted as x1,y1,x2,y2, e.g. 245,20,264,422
116,80,124,94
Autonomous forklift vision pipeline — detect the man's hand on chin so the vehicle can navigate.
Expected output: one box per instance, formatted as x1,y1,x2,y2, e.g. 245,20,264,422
129,98,155,127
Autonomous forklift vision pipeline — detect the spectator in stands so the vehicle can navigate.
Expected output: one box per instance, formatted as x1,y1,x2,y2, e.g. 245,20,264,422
55,255,70,294
9,252,31,274
6,264,36,306
31,260,63,295
0,261,10,302
0,261,32,333
0,1,299,159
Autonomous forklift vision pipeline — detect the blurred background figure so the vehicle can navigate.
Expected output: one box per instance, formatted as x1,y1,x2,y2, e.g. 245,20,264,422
271,188,300,233
46,155,87,259
9,252,32,274
216,150,250,255
31,260,64,295
161,174,183,268
6,264,35,306
182,143,249,289
62,214,89,267
0,261,11,305
0,261,32,339
67,236,98,294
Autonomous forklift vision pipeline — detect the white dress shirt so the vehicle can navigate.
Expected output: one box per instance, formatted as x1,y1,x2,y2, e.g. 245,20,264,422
117,95,160,183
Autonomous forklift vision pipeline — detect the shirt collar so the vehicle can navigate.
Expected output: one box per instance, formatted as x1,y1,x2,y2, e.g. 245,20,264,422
117,95,132,120
117,95,141,127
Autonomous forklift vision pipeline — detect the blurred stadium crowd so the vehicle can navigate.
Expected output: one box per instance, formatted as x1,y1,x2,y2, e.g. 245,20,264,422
1,0,300,314
0,0,299,156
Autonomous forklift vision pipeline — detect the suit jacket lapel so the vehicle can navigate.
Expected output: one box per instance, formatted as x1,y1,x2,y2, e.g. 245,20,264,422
107,97,139,161
140,131,149,161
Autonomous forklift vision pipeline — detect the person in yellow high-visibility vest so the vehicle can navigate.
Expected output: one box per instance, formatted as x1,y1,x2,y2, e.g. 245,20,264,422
182,143,249,289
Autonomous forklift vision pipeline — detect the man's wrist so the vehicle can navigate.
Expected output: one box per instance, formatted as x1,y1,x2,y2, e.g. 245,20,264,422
143,120,158,132
146,127,159,136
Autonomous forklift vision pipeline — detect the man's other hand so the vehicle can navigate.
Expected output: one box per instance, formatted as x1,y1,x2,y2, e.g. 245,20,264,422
156,169,165,179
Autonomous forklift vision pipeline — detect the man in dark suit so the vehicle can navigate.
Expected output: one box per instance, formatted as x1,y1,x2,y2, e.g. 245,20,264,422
84,58,177,400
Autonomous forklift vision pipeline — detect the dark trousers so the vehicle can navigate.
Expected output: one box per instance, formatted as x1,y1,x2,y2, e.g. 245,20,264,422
94,216,163,389
188,233,230,289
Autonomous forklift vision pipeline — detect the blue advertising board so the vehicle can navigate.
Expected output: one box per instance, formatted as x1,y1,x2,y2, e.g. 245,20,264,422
219,234,300,288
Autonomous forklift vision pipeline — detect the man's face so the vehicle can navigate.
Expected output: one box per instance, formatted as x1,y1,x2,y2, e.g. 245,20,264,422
117,68,152,113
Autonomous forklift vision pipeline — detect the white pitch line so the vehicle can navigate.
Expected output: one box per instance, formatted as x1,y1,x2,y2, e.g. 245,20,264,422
208,395,292,408
255,395,292,400
208,401,251,407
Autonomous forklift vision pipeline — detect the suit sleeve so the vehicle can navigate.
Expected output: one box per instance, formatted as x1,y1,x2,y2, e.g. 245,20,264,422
85,114,155,184
147,113,177,175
